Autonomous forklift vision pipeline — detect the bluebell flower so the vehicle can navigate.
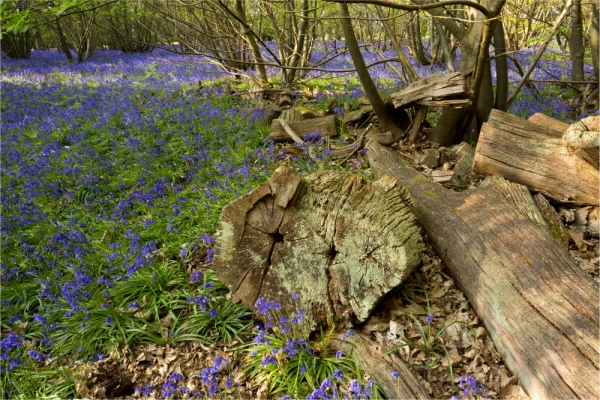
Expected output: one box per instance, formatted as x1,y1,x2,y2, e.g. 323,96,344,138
426,314,433,323
28,350,44,363
335,351,344,360
333,369,344,382
391,371,399,380
105,317,114,324
209,309,217,318
190,271,203,283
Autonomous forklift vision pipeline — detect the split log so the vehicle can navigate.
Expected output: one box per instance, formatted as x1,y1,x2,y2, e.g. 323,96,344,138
213,166,423,330
563,115,599,169
330,333,432,399
271,115,340,143
366,139,599,400
474,109,598,205
387,72,471,110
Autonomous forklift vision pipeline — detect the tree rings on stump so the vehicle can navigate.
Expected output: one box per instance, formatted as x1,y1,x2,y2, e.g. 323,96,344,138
213,166,423,330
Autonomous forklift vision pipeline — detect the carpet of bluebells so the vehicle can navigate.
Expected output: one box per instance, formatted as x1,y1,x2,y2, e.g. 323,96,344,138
0,42,590,398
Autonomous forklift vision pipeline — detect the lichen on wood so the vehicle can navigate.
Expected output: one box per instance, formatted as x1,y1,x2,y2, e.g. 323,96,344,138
213,166,423,330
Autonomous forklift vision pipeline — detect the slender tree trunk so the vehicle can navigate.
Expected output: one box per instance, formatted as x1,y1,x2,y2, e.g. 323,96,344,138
233,0,269,85
591,1,599,83
493,20,508,110
569,0,585,91
55,17,74,62
435,20,456,72
376,6,419,83
337,3,403,139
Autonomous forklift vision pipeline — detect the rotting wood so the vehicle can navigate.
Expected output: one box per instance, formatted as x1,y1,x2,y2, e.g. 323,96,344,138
213,166,423,330
330,333,432,399
563,115,599,169
406,105,429,144
343,106,373,126
271,115,340,143
474,109,598,205
387,72,472,110
366,139,600,400
532,193,570,250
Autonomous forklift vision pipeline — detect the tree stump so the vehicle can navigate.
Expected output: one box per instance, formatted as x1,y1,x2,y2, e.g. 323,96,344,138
366,139,599,400
213,166,423,329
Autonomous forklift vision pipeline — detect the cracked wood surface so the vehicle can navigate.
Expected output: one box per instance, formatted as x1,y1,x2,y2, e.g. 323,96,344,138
366,139,599,400
387,72,472,109
213,166,422,330
474,109,599,205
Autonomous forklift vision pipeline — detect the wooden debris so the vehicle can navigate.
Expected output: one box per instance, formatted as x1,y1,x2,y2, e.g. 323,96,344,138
563,115,599,169
406,105,429,144
387,72,471,109
474,109,599,205
343,106,373,126
418,148,440,169
280,109,305,123
430,170,454,183
450,142,475,177
278,120,304,145
366,139,600,400
213,166,423,330
330,333,432,399
271,115,340,143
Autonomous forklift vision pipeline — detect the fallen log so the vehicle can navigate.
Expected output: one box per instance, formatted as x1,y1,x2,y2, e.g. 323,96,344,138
527,113,568,134
387,72,471,110
366,139,599,400
271,115,340,143
473,109,598,205
213,166,423,330
330,333,432,399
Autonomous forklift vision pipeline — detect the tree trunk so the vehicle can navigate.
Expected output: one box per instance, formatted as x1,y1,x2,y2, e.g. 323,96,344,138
233,0,269,85
591,1,599,83
435,21,456,73
493,20,508,110
473,110,598,205
366,139,600,400
568,0,585,91
376,6,419,83
213,167,423,330
55,17,74,62
337,3,404,139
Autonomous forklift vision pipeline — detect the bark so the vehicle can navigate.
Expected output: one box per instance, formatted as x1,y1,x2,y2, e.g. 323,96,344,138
473,110,598,205
526,113,567,134
270,115,340,143
213,166,423,330
231,0,269,85
337,2,404,139
493,20,508,110
568,0,585,91
366,139,600,400
330,333,432,399
532,193,570,250
55,16,74,63
435,21,456,73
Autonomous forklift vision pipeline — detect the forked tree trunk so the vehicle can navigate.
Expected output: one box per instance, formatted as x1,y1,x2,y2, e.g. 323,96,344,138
213,167,423,330
366,139,599,400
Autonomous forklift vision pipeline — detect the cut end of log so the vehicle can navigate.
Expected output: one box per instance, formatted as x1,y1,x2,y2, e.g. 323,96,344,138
213,168,423,330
